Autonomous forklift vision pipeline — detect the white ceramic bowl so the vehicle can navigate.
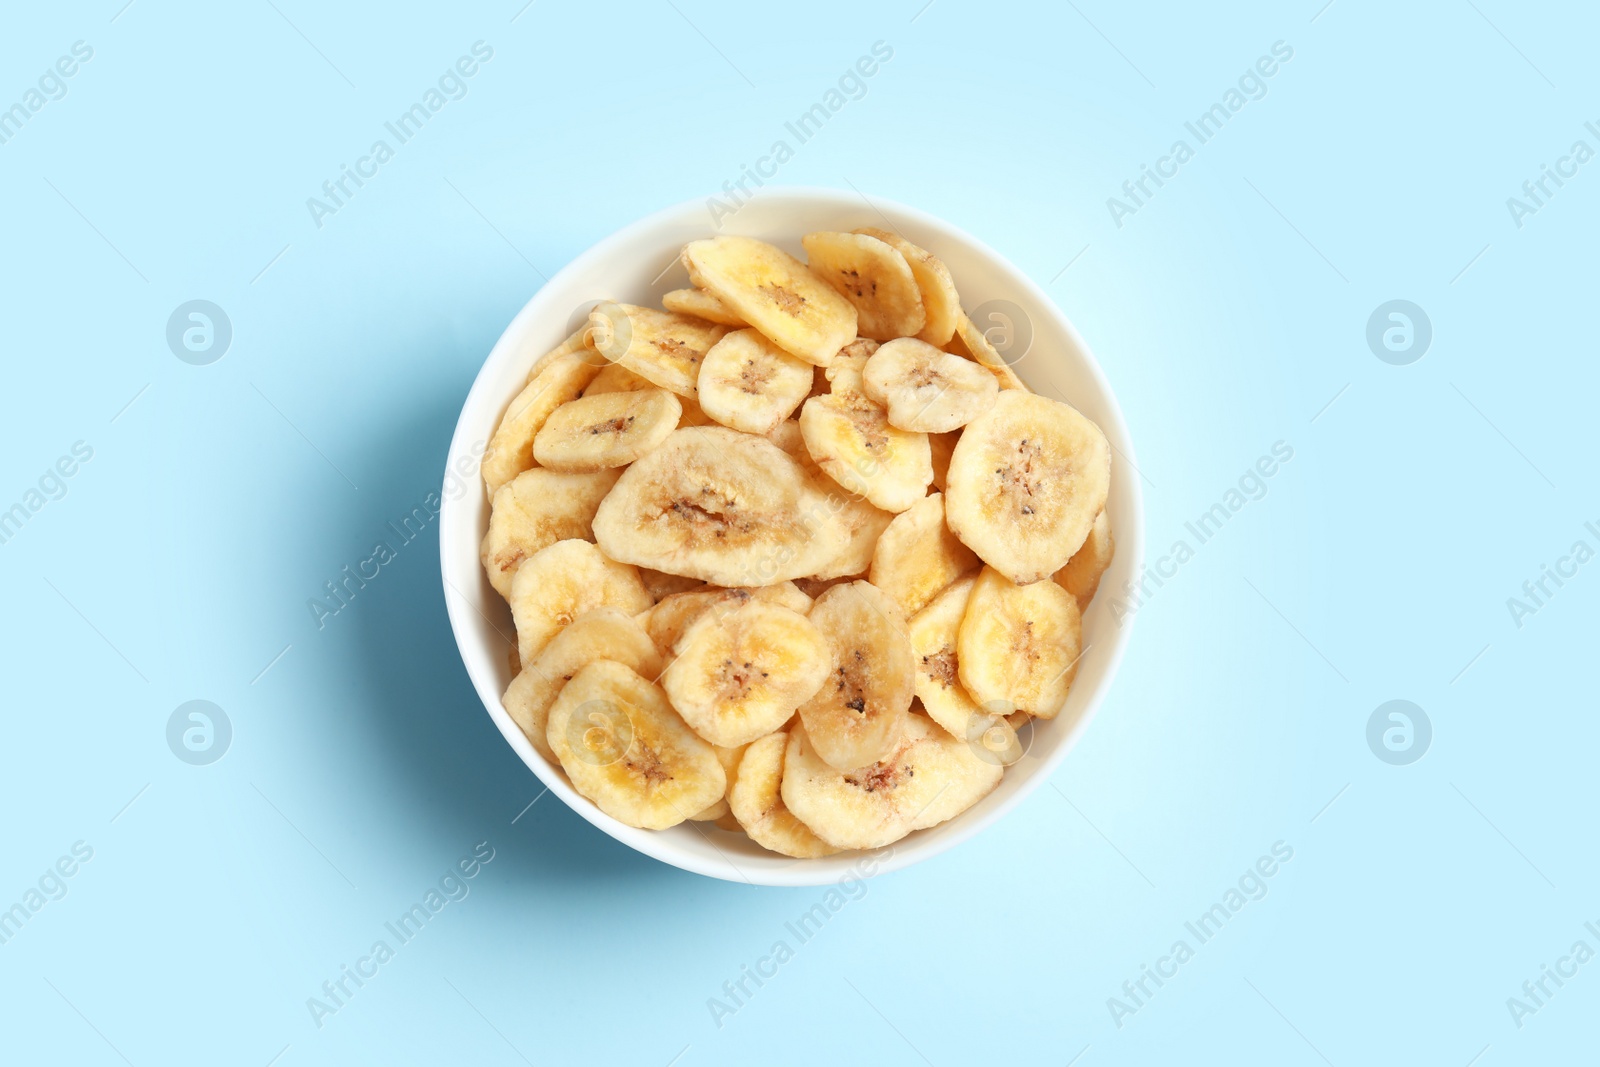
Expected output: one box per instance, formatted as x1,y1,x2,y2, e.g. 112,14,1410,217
440,187,1143,886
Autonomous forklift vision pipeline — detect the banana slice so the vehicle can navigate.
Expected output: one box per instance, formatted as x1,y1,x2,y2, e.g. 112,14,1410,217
524,324,602,383
661,599,830,747
639,568,704,603
546,660,725,830
643,583,812,656
800,231,925,342
765,418,805,456
1055,510,1115,609
780,713,1002,850
696,328,814,435
861,337,998,433
690,799,729,821
949,312,1027,392
588,301,727,398
532,388,682,472
583,361,654,396
822,340,876,392
509,539,653,664
868,493,979,616
795,575,853,599
502,608,662,764
592,426,839,586
808,490,895,581
681,236,857,366
944,390,1111,584
691,742,749,821
584,361,721,429
662,288,747,327
481,351,604,496
799,352,932,513
729,731,841,858
796,581,914,772
928,430,959,492
852,228,960,346
906,575,989,740
957,566,1083,718
769,415,895,580
480,467,623,599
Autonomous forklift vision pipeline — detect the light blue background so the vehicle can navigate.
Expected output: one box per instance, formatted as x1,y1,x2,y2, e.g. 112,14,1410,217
1,1,1594,1064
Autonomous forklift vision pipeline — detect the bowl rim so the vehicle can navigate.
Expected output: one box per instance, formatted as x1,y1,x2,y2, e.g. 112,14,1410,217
440,185,1144,887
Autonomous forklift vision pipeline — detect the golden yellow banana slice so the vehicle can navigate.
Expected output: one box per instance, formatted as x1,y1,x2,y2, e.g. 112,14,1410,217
729,730,841,858
795,580,914,772
862,337,999,433
642,583,811,656
780,713,1002,850
681,236,857,367
661,599,830,747
592,426,840,586
801,231,926,342
546,660,725,830
480,467,622,599
949,312,1027,392
868,492,980,616
696,328,814,435
502,607,662,764
957,566,1083,718
852,227,960,346
944,390,1111,584
481,350,604,496
509,538,653,664
532,388,682,472
906,575,994,743
661,287,747,327
588,301,727,398
799,345,932,513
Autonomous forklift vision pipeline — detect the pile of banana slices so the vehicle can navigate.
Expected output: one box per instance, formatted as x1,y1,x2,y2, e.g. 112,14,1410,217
479,228,1116,857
